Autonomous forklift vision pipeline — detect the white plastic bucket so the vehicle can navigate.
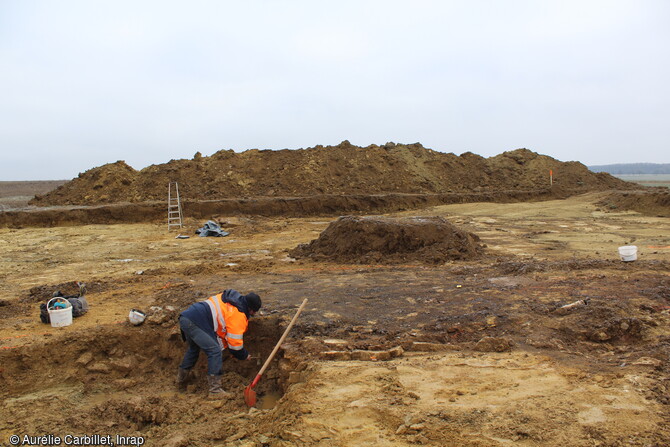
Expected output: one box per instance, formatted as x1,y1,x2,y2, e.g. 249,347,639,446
47,297,73,327
618,245,638,262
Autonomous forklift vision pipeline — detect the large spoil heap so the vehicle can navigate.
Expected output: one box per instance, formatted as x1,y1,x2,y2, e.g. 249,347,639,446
30,142,631,206
289,216,484,264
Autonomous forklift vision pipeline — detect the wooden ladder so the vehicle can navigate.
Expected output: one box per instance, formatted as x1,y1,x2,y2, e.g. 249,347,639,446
167,181,183,230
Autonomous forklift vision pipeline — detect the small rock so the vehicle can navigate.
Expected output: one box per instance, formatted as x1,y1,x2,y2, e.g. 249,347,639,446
110,356,135,373
209,400,224,409
474,337,513,352
351,350,391,361
113,379,137,389
347,399,368,408
226,430,247,442
324,347,403,362
322,351,352,361
413,434,429,444
590,331,611,342
163,434,188,447
388,346,405,358
632,357,662,367
282,430,303,440
323,339,348,346
86,362,111,373
287,371,302,384
404,415,422,426
395,425,408,435
76,352,94,366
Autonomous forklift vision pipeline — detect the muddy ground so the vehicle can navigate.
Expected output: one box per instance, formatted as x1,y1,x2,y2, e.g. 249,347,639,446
1,192,669,446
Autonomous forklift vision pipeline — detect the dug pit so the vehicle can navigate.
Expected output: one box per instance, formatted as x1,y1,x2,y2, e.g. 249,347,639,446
0,315,297,442
289,215,484,264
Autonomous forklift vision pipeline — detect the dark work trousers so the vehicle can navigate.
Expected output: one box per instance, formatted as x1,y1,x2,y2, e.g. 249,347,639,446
178,315,222,376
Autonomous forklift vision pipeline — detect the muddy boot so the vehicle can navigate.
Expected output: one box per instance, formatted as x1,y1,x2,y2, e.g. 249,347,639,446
207,375,231,399
176,368,190,388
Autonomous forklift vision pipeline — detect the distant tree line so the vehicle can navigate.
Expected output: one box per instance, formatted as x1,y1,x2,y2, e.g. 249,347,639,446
588,163,670,174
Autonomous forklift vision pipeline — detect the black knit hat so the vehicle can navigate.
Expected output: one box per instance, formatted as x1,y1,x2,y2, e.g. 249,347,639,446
245,293,262,312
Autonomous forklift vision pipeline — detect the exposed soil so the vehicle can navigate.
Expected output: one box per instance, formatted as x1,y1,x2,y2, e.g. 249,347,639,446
1,191,669,446
2,190,554,229
29,144,632,206
289,216,483,264
597,190,670,217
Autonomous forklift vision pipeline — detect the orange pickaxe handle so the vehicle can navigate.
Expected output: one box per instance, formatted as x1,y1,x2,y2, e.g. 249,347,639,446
249,298,308,390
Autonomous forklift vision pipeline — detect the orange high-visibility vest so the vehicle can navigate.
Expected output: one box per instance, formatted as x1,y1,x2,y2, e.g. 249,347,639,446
205,293,248,351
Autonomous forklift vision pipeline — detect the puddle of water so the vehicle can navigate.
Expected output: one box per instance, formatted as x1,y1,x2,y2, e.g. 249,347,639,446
258,391,282,409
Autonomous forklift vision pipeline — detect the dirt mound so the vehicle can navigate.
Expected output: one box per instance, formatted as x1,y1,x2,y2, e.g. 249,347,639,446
30,143,633,206
31,161,139,205
289,216,483,264
597,190,670,217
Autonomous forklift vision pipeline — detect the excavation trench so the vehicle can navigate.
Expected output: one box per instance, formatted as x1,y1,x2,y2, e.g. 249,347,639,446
0,190,554,228
0,316,297,439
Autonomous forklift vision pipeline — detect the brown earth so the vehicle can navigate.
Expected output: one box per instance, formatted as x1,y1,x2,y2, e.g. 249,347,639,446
29,143,632,206
1,191,669,446
4,188,668,229
597,190,670,217
289,216,484,264
1,190,554,229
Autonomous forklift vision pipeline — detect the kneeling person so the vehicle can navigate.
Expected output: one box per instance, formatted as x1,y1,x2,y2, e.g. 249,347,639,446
177,289,261,396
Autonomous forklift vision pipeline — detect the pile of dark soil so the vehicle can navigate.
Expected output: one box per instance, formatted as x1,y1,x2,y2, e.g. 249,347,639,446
30,142,633,206
597,190,670,217
289,216,484,264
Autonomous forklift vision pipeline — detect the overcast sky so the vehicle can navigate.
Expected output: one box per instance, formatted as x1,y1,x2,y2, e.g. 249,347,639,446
1,1,669,180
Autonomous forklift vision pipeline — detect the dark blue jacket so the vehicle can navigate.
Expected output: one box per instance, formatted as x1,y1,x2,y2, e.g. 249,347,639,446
180,289,250,360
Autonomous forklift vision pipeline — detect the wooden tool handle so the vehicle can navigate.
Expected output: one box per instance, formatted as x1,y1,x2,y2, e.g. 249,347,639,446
256,298,308,379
